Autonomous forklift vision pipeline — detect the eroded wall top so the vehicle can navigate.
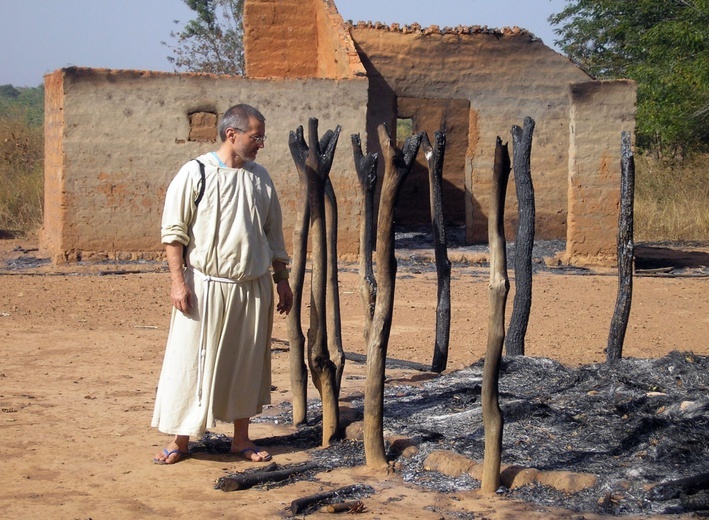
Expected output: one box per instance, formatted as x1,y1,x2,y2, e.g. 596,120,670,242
244,0,365,79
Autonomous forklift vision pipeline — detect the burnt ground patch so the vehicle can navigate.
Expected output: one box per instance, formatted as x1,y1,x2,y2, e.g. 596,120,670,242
196,351,708,517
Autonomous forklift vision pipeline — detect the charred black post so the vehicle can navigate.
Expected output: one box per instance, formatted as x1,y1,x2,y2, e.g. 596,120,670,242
290,118,342,446
481,137,511,493
607,131,635,363
506,117,535,357
325,178,345,395
422,131,451,373
351,133,378,345
287,125,311,427
364,124,422,469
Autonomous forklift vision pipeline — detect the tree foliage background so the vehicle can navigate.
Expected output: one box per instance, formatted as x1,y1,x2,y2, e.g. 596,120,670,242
164,0,245,76
550,0,709,157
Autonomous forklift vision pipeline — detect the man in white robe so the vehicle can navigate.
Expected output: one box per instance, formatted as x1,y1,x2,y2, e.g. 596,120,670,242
152,104,292,464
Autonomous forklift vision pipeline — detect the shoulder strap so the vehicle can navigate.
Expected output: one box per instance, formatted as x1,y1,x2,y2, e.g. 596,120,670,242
183,159,206,265
193,159,206,207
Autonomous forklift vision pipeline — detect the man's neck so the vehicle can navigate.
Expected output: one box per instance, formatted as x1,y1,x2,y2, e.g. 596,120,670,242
215,145,246,169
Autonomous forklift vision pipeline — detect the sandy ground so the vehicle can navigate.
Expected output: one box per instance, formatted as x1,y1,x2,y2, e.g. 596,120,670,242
0,238,707,519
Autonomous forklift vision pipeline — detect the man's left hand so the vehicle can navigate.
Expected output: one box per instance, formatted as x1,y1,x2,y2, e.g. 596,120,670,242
276,280,293,315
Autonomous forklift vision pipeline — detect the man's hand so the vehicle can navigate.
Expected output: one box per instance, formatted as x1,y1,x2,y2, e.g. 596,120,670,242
165,241,192,315
171,279,193,314
276,279,293,315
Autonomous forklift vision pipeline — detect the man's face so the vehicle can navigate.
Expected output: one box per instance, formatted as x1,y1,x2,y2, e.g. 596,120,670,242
232,117,266,161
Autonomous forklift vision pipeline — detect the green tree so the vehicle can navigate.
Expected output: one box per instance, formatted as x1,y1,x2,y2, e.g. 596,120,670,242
550,0,709,157
164,0,245,76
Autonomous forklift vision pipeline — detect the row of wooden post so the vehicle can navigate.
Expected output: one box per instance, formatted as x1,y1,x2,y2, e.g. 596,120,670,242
284,116,636,491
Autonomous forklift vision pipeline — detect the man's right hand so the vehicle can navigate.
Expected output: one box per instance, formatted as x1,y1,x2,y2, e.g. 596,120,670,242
171,280,193,314
165,242,192,314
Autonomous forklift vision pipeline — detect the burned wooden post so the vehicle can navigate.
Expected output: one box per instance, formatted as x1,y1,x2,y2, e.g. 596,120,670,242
364,124,422,469
422,131,451,373
290,484,372,515
506,117,536,357
325,178,345,393
217,462,319,491
352,134,379,344
607,131,635,363
287,125,311,427
289,118,342,446
481,137,511,494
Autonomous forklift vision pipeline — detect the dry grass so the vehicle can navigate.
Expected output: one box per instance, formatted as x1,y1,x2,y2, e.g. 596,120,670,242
634,153,709,242
0,108,44,236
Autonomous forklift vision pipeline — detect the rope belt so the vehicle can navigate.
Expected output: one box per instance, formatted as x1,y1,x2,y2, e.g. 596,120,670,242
189,267,238,405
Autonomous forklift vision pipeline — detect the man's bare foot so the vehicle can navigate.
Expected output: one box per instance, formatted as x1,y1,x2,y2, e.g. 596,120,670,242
231,442,272,462
153,438,189,465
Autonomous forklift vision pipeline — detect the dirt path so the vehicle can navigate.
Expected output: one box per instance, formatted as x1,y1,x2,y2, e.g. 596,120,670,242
0,238,707,519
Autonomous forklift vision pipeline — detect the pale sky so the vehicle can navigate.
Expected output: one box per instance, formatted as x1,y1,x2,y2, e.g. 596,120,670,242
0,0,567,88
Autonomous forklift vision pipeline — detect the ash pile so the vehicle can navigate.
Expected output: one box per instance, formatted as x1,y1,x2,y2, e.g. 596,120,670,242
381,351,709,516
196,351,708,517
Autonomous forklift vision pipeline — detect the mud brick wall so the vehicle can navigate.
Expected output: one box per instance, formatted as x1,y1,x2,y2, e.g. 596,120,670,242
244,0,364,79
565,80,637,266
349,25,601,243
42,0,637,266
41,67,367,262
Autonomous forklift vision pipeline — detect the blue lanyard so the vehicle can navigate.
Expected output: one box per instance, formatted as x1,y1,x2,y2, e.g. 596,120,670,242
211,151,227,168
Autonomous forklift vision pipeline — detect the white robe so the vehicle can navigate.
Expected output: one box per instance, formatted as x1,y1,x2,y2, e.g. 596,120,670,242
151,153,288,437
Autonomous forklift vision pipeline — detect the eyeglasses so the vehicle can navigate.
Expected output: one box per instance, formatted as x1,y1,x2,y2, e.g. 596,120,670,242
234,128,267,144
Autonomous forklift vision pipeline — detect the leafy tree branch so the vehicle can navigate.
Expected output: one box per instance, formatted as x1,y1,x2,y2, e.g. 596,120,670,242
164,0,245,76
550,0,709,157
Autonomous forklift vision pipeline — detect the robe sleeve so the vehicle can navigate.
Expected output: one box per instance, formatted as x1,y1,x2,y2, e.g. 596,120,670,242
263,182,290,265
161,161,201,246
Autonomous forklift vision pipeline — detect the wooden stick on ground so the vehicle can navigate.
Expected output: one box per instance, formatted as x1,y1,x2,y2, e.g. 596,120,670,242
323,501,365,513
218,462,319,492
290,484,369,515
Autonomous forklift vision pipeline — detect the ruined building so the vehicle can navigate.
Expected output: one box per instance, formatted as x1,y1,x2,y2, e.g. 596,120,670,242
41,0,636,265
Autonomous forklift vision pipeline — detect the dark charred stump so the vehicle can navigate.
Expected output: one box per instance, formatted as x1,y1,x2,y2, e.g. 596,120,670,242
649,472,709,501
681,489,709,512
287,125,311,427
290,484,374,515
351,133,378,345
607,131,635,363
364,124,422,469
506,117,535,357
482,137,511,493
217,462,319,491
325,178,345,395
421,131,451,373
290,118,341,446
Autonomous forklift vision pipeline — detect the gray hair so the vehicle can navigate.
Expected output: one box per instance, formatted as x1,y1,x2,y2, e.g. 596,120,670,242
218,104,265,141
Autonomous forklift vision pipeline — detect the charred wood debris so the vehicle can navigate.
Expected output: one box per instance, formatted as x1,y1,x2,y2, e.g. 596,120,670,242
189,350,708,517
